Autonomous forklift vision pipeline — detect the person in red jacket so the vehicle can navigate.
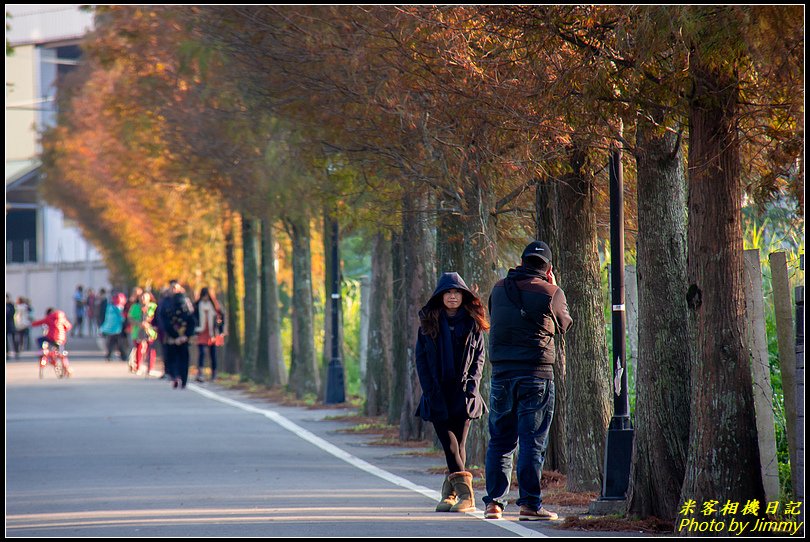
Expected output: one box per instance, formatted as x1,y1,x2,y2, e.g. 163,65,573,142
32,308,73,349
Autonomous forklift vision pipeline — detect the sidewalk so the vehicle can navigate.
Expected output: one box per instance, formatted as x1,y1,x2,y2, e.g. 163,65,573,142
42,334,673,537
201,376,674,537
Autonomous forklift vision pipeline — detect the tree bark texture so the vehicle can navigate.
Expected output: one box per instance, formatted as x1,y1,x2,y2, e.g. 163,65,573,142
256,219,271,384
223,213,242,374
556,145,612,492
536,179,568,475
365,232,394,417
398,187,436,441
437,208,464,275
263,218,287,387
680,58,765,517
240,214,260,381
462,171,500,467
627,115,691,521
388,232,406,426
288,217,320,398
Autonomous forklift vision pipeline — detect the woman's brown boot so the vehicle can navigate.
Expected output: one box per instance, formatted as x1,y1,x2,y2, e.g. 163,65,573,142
435,473,458,512
448,471,475,512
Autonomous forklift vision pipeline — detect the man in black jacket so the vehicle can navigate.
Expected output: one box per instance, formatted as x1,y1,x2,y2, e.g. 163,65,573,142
158,280,196,389
482,241,573,521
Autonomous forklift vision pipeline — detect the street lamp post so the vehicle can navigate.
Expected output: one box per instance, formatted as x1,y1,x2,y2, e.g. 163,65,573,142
325,211,345,404
591,142,634,512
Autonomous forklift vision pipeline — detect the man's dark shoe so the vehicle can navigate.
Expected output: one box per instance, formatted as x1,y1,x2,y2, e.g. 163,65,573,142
519,506,558,521
485,502,503,519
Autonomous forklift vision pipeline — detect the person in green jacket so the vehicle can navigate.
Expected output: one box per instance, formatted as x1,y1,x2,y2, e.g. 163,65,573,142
128,291,158,375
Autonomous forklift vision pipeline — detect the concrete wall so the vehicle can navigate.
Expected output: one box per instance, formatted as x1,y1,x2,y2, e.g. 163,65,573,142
4,43,38,161
6,261,112,332
42,206,103,264
5,5,94,46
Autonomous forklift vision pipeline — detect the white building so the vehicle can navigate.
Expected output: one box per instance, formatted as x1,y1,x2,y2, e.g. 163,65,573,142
5,5,110,325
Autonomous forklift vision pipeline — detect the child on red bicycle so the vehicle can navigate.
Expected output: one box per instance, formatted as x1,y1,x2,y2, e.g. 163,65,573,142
32,308,73,373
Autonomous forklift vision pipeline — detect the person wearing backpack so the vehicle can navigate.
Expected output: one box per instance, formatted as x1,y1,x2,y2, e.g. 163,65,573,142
482,241,573,521
100,293,128,362
158,280,197,389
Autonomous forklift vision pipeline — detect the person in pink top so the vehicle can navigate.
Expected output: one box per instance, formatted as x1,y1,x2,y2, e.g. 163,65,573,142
32,308,73,348
32,308,73,373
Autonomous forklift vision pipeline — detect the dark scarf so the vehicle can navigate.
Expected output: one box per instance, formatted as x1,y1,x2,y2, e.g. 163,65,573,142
438,308,472,383
509,265,545,282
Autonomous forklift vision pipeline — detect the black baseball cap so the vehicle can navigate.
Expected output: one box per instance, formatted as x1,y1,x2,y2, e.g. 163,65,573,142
521,241,552,263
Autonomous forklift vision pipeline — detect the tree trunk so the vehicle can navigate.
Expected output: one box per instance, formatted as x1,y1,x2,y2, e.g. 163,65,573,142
536,179,568,475
398,186,436,441
627,114,691,521
437,208,464,274
680,58,765,517
223,212,242,374
556,144,612,492
288,216,320,399
462,171,500,468
263,217,287,387
240,214,260,381
256,219,270,384
365,231,394,417
388,232,406,426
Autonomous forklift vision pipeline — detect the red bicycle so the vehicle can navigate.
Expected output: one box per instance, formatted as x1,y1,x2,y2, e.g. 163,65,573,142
39,341,70,379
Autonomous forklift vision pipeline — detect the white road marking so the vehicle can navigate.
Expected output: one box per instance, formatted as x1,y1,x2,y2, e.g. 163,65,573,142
189,384,546,538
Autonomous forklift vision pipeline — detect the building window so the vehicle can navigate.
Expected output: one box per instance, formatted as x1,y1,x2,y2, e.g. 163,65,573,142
40,42,83,127
6,209,38,263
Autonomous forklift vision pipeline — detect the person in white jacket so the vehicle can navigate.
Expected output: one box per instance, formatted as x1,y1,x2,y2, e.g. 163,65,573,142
13,297,32,356
193,287,225,382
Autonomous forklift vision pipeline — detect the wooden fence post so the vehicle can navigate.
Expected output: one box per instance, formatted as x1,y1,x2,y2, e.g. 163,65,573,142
795,282,804,523
743,249,780,502
768,251,798,495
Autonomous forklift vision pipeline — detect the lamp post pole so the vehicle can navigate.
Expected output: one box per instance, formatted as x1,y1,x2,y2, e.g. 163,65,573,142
592,142,634,511
325,210,345,404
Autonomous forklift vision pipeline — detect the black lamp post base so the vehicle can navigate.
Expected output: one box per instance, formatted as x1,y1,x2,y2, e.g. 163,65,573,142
325,359,345,404
601,422,634,500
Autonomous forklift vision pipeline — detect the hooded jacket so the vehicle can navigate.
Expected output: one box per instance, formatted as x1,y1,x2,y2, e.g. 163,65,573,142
159,292,197,342
100,294,127,336
414,272,487,422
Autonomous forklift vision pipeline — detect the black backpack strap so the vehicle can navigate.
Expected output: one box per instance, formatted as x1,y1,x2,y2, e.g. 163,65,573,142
503,277,541,326
503,276,565,338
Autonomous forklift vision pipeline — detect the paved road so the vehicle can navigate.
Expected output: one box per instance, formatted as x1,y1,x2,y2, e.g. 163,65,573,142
6,339,614,538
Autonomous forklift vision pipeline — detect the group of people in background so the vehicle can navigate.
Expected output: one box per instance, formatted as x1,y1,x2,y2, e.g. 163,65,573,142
5,294,34,359
6,293,73,374
11,237,568,519
98,281,225,388
6,282,225,389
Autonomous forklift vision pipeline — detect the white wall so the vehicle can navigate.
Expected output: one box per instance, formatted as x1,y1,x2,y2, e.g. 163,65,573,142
6,261,111,329
42,207,103,264
4,44,38,161
5,5,94,45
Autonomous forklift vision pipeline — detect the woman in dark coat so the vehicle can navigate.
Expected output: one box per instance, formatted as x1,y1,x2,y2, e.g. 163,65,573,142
415,272,489,513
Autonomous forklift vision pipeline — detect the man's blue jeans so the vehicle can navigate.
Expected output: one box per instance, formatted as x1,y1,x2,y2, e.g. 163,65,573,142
483,374,555,511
